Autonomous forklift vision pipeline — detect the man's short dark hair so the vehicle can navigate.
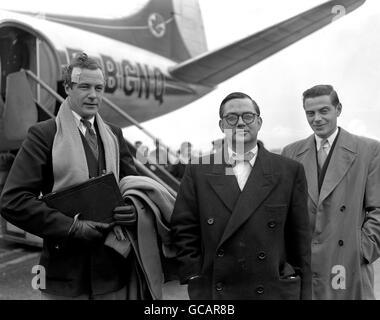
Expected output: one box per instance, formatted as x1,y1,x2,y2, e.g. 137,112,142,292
302,84,340,107
219,92,260,118
62,52,103,88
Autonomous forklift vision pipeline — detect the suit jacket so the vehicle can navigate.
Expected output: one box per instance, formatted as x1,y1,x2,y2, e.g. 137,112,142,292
0,118,137,297
171,142,312,300
282,128,380,299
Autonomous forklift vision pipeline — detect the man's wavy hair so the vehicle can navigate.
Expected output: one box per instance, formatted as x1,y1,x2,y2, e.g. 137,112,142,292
62,52,103,88
302,84,341,107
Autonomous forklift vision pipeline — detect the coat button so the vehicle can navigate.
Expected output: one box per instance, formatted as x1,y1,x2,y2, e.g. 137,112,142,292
340,205,346,212
207,218,215,225
215,282,223,291
256,286,264,294
258,251,266,260
217,249,224,257
338,240,344,246
267,220,276,228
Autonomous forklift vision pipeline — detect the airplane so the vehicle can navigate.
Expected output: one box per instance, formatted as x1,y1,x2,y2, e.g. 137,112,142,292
0,0,366,153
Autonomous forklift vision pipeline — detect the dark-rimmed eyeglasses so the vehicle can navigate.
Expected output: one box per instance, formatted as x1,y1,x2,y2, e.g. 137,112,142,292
222,112,259,126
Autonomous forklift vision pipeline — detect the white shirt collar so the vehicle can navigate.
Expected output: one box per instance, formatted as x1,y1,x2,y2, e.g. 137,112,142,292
72,111,95,127
227,144,258,167
315,127,338,151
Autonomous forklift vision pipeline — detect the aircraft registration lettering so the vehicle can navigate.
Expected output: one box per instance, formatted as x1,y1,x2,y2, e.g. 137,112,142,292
153,67,165,103
101,55,118,94
119,59,165,104
122,60,137,96
65,48,165,104
137,63,150,99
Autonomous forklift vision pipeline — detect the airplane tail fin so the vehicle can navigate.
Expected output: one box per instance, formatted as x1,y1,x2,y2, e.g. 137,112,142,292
38,0,208,62
123,0,208,61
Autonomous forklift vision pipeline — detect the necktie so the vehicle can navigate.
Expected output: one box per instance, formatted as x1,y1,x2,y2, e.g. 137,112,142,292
229,151,255,190
317,139,329,169
81,118,98,159
229,151,254,167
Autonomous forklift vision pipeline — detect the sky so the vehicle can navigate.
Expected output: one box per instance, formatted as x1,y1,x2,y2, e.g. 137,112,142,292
1,0,379,153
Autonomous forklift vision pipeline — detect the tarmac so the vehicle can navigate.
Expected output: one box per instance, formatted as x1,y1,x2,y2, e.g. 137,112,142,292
0,236,379,300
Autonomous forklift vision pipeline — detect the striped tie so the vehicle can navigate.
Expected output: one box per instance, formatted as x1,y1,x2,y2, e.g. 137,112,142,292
81,118,98,159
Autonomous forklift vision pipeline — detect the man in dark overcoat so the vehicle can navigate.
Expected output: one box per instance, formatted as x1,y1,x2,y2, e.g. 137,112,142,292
1,53,137,299
171,92,312,300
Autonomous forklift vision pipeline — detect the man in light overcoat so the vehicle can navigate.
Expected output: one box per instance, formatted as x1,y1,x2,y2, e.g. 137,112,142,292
282,84,380,299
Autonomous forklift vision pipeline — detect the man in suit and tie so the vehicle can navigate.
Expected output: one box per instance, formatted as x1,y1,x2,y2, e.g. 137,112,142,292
1,53,137,299
282,84,380,299
171,92,311,299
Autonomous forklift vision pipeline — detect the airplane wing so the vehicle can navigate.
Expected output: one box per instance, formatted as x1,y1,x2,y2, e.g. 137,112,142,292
169,0,365,86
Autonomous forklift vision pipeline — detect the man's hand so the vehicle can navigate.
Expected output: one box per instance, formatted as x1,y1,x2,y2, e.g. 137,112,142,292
113,204,136,226
68,214,113,242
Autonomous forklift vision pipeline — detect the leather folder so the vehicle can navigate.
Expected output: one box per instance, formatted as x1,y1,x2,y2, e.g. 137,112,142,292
42,173,123,223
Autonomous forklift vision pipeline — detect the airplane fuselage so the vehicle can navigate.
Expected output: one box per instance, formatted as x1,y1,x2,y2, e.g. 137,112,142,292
0,9,213,128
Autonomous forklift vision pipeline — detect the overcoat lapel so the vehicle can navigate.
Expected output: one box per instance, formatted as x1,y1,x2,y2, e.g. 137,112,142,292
294,135,319,206
319,129,357,204
218,146,277,247
206,149,241,212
